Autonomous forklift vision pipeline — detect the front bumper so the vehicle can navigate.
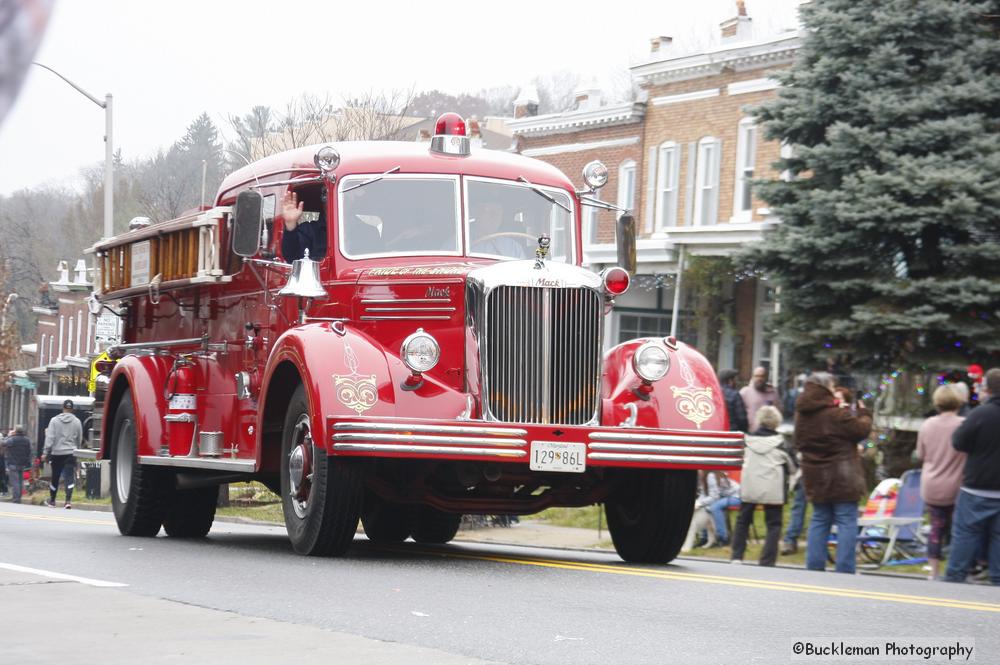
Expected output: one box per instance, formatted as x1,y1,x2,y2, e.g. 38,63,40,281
328,416,743,470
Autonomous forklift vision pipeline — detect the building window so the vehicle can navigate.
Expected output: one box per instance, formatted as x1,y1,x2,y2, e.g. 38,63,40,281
693,137,721,226
655,142,680,229
732,118,756,221
617,160,636,213
618,312,672,343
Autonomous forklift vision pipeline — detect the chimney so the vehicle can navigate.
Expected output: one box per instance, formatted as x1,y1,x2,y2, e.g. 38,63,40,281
720,0,752,42
73,259,89,285
649,35,673,55
573,85,603,112
468,117,482,139
56,260,70,285
513,85,540,119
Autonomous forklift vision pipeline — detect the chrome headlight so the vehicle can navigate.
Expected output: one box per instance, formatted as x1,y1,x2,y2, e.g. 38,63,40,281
314,146,341,173
582,160,609,190
401,329,440,373
633,341,670,382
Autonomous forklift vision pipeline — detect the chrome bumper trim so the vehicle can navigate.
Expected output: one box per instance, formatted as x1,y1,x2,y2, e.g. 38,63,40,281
589,432,743,446
332,443,526,458
138,455,256,472
73,448,99,459
588,453,743,466
332,433,526,447
589,442,744,457
333,422,527,437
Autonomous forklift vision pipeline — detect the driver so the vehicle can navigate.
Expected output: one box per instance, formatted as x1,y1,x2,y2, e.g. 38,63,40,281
280,190,326,261
470,200,529,259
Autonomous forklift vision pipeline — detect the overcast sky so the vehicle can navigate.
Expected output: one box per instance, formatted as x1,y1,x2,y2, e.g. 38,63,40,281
0,0,802,196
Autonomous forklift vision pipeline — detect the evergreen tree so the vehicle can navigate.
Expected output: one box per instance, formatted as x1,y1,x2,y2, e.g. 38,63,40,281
747,0,1000,371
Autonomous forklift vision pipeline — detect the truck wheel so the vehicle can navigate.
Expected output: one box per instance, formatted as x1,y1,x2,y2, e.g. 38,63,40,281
605,469,697,564
110,389,168,537
280,385,362,556
361,491,411,543
410,506,461,544
163,486,217,538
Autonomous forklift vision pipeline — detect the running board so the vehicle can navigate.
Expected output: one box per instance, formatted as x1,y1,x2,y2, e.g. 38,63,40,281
138,456,256,472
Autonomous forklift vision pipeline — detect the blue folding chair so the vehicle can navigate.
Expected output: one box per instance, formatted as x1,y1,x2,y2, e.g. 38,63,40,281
857,469,925,566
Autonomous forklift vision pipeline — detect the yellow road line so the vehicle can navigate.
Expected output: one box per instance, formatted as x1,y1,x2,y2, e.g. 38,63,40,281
407,547,1000,614
0,510,110,527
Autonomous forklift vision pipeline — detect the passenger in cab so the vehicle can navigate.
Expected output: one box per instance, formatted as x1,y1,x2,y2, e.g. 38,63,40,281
470,199,530,259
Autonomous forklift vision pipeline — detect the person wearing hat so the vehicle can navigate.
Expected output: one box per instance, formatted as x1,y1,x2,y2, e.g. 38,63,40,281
41,399,83,508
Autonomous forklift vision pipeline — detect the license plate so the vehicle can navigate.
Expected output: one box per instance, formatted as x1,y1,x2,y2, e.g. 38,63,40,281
529,441,586,473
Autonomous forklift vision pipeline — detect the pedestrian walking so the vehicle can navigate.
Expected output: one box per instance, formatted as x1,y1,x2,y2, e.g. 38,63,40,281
915,384,966,580
2,425,32,503
718,369,749,433
740,366,781,432
42,399,83,509
794,372,872,574
730,406,793,566
945,368,1000,585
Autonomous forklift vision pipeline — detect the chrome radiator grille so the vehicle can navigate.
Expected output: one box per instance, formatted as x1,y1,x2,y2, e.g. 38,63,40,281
482,286,602,425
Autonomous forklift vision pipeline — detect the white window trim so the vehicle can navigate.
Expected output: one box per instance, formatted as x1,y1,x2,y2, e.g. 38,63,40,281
654,141,680,231
584,192,601,248
730,118,756,223
693,136,721,227
617,160,636,213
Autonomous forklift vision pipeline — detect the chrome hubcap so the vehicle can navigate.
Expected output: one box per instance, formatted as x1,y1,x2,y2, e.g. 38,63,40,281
289,414,312,519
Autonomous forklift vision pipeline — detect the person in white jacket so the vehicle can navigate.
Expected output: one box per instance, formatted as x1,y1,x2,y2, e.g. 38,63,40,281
730,406,794,566
42,399,83,508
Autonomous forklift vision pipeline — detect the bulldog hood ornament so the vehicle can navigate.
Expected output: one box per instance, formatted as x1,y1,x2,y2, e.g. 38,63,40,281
534,233,551,270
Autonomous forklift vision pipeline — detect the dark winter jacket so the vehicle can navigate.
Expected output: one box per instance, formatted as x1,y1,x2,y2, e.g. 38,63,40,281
952,395,1000,492
722,384,749,432
2,434,32,468
793,382,872,504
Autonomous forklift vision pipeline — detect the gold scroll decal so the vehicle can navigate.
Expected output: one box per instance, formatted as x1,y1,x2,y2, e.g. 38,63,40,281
334,374,378,415
669,386,715,430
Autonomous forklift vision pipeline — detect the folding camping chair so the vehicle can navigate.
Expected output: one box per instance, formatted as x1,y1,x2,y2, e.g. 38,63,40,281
857,469,925,567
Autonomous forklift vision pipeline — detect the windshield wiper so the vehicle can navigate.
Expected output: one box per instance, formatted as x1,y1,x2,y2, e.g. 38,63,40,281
342,166,401,193
518,176,571,213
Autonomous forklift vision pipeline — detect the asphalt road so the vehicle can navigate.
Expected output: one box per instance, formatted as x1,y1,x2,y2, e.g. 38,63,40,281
0,502,996,665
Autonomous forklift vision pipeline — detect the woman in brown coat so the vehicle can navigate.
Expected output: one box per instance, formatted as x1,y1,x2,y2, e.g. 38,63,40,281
795,372,872,573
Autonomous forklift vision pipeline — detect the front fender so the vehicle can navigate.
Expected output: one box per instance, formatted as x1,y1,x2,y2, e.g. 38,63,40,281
601,337,729,432
260,323,467,455
102,354,172,458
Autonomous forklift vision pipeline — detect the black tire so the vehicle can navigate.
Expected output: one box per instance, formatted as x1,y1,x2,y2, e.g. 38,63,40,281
361,491,412,543
110,389,168,537
280,385,362,556
605,469,697,563
411,505,461,544
163,485,218,538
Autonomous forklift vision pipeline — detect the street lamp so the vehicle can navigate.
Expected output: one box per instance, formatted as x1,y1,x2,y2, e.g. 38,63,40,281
32,62,113,240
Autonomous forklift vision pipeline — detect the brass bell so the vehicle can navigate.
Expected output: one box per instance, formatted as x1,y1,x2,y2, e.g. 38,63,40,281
278,249,328,299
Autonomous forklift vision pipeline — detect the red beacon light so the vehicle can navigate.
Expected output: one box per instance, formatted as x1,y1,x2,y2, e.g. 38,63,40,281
601,267,630,297
430,112,471,157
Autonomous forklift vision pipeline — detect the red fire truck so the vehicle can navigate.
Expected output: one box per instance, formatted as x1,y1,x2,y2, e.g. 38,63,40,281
88,113,742,563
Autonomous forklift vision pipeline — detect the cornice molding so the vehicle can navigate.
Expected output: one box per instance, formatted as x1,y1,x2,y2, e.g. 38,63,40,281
508,101,645,137
632,31,802,87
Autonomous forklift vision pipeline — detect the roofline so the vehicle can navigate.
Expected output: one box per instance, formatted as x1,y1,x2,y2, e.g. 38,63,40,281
631,30,802,86
507,101,646,137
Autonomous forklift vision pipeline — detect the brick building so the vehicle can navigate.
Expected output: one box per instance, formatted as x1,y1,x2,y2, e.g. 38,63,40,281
509,4,802,385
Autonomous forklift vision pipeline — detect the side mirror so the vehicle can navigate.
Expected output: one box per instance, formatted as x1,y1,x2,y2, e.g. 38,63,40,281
616,213,637,275
232,191,264,257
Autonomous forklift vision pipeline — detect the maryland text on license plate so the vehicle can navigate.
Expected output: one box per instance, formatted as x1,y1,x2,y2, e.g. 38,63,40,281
529,441,586,473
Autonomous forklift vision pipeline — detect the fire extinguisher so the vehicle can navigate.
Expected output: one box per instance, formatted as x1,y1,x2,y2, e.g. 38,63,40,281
164,355,197,456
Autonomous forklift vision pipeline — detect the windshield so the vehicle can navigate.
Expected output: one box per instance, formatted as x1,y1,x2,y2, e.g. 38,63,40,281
339,175,460,257
466,177,574,262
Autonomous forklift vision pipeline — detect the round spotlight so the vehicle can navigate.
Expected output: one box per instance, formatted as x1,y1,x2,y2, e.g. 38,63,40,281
314,146,341,173
401,329,440,373
601,267,630,296
582,160,609,190
632,341,670,382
